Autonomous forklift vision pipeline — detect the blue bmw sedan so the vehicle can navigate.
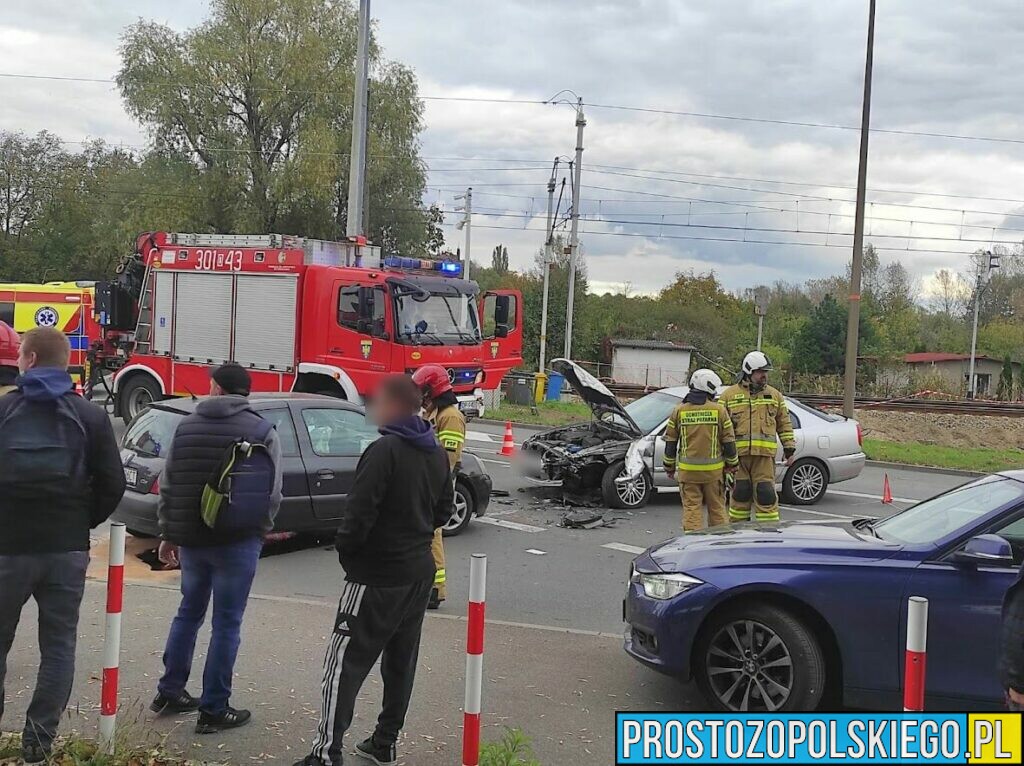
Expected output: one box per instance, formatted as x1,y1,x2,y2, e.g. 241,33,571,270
624,471,1024,711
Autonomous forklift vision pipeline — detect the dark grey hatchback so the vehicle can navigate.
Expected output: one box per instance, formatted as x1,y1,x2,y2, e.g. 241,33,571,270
113,393,491,538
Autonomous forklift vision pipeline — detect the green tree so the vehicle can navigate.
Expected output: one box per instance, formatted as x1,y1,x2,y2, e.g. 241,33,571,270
790,295,848,374
491,244,509,274
997,356,1015,401
117,0,428,251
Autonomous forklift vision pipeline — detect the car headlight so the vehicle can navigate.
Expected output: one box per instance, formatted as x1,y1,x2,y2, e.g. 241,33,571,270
633,571,703,600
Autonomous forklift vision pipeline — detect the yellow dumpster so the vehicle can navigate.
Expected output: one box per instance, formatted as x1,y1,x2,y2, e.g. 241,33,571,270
534,372,548,404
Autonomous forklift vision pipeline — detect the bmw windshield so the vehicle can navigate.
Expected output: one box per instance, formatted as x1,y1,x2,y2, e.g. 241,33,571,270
872,476,1024,545
621,391,683,435
394,292,481,345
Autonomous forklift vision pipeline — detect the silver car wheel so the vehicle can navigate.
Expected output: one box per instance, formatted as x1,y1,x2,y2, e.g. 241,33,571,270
791,462,825,502
616,470,647,506
444,488,470,532
706,619,794,712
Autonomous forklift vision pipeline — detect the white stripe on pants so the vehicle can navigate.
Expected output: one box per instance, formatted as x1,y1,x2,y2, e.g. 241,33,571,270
312,582,366,762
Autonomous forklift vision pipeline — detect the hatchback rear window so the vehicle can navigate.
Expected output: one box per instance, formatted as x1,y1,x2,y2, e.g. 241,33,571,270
123,407,183,458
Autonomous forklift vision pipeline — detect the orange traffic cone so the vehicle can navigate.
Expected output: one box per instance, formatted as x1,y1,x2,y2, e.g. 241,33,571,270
498,421,516,457
882,473,893,505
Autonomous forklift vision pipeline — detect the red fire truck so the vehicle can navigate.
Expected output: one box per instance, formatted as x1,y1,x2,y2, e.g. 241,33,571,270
91,232,522,422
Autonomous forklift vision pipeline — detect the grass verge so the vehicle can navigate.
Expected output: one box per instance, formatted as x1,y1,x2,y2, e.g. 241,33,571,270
0,731,208,766
485,401,591,427
863,438,1024,473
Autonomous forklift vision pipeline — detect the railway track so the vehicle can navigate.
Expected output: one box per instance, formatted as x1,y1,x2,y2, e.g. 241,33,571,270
603,382,1024,417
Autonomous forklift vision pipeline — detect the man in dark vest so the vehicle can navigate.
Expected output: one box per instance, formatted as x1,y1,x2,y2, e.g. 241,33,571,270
152,362,282,734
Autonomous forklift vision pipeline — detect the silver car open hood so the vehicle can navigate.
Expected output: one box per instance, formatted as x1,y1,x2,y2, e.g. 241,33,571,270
550,358,642,437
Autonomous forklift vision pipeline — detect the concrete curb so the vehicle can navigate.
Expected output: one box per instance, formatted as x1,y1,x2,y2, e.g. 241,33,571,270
864,459,984,478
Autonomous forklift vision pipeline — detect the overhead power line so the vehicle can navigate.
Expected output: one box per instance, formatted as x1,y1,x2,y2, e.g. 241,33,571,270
1,71,1022,146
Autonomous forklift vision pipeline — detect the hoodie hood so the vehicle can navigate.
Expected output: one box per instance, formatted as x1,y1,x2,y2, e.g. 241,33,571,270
194,395,255,419
17,368,74,401
380,415,439,451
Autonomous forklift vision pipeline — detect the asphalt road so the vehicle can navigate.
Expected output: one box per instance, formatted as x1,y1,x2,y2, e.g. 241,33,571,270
110,415,969,637
3,415,976,763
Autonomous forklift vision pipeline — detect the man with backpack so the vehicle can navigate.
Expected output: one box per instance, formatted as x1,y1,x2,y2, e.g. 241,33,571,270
295,374,454,766
152,362,282,734
0,327,126,763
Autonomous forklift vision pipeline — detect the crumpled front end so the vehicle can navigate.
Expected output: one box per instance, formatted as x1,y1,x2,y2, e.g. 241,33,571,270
520,422,632,491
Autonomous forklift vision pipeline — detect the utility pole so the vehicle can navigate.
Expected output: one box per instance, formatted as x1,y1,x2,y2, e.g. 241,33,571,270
346,0,370,244
563,98,585,361
842,0,876,418
754,289,768,351
455,187,473,282
968,250,999,398
539,160,559,374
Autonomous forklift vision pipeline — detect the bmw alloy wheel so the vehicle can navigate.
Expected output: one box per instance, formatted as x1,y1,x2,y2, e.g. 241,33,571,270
616,471,647,506
445,489,470,532
705,619,794,711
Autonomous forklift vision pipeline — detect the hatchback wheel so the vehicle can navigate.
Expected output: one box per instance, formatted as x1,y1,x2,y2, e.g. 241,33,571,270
695,603,825,712
602,460,652,509
443,481,475,537
782,458,829,505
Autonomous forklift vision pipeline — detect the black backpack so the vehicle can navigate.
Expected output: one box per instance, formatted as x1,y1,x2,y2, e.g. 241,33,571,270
0,394,88,492
200,417,275,534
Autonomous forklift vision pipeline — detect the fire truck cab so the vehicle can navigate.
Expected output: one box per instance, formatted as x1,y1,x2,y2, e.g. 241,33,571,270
96,232,522,422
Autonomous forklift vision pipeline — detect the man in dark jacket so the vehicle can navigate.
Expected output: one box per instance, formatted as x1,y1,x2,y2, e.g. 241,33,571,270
295,374,454,766
1000,567,1024,710
152,362,282,734
0,327,125,763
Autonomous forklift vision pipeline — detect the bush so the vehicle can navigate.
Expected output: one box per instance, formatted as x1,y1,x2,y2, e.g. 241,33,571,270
480,728,542,766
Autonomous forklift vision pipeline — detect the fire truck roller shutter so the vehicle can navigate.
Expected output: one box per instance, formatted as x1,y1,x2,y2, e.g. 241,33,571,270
152,270,174,354
174,273,233,363
233,274,298,370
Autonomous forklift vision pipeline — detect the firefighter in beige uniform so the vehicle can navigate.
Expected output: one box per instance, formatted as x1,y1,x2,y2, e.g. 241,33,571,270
720,351,796,523
663,369,737,531
412,364,465,610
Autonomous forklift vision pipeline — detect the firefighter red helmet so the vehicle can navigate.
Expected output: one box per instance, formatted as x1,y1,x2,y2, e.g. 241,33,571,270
412,364,452,398
0,321,20,369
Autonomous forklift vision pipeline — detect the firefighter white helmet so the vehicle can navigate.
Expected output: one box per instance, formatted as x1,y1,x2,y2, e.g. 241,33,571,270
688,368,722,396
741,351,773,376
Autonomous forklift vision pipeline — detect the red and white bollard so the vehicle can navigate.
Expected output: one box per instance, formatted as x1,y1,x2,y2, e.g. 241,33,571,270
903,595,928,712
99,523,126,752
462,554,487,766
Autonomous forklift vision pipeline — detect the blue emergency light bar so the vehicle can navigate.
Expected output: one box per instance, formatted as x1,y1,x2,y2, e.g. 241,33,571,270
383,255,463,277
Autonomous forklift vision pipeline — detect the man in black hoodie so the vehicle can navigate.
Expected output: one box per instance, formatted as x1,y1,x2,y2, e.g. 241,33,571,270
0,327,125,763
295,374,454,766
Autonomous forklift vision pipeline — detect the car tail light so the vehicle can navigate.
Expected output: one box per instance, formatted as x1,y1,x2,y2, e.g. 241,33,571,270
856,422,863,446
149,477,160,495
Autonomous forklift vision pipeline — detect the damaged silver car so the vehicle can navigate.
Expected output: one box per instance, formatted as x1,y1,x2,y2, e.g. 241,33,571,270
519,359,683,508
519,358,866,510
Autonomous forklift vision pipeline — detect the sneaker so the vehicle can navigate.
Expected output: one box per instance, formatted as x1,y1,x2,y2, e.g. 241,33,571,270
292,757,328,766
150,690,200,715
21,742,50,764
195,706,252,734
427,588,444,610
355,736,397,766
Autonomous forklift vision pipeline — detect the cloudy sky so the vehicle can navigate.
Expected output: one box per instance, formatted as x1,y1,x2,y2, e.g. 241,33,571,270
3,1,1024,295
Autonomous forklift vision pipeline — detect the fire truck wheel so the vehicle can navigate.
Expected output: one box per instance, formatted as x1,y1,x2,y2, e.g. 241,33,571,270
120,375,162,424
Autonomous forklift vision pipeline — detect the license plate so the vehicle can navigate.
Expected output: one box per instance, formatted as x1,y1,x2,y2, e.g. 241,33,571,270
124,466,138,485
458,401,479,414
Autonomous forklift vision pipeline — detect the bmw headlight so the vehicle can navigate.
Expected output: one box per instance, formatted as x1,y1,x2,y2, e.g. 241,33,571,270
632,571,704,600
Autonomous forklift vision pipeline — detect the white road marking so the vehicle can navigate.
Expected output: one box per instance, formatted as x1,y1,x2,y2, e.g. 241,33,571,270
475,517,546,533
467,429,498,443
828,488,918,504
781,505,878,520
526,548,547,555
602,543,647,555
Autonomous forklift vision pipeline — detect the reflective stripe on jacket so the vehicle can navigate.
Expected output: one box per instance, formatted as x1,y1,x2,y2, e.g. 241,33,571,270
662,401,737,483
719,381,795,457
428,403,466,470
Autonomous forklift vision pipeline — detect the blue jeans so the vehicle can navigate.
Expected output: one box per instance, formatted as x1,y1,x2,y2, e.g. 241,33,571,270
157,538,262,713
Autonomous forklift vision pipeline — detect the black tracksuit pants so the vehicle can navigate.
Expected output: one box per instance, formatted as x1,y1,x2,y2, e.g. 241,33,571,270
310,577,434,765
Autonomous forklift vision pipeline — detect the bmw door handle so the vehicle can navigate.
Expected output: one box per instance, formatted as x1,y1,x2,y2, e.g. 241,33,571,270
317,469,336,480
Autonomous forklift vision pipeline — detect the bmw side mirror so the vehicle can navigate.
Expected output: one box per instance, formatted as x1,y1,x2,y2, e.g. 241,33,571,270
954,534,1014,567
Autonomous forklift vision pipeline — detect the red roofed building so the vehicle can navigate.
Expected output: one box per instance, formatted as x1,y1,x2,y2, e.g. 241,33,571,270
901,352,1019,397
